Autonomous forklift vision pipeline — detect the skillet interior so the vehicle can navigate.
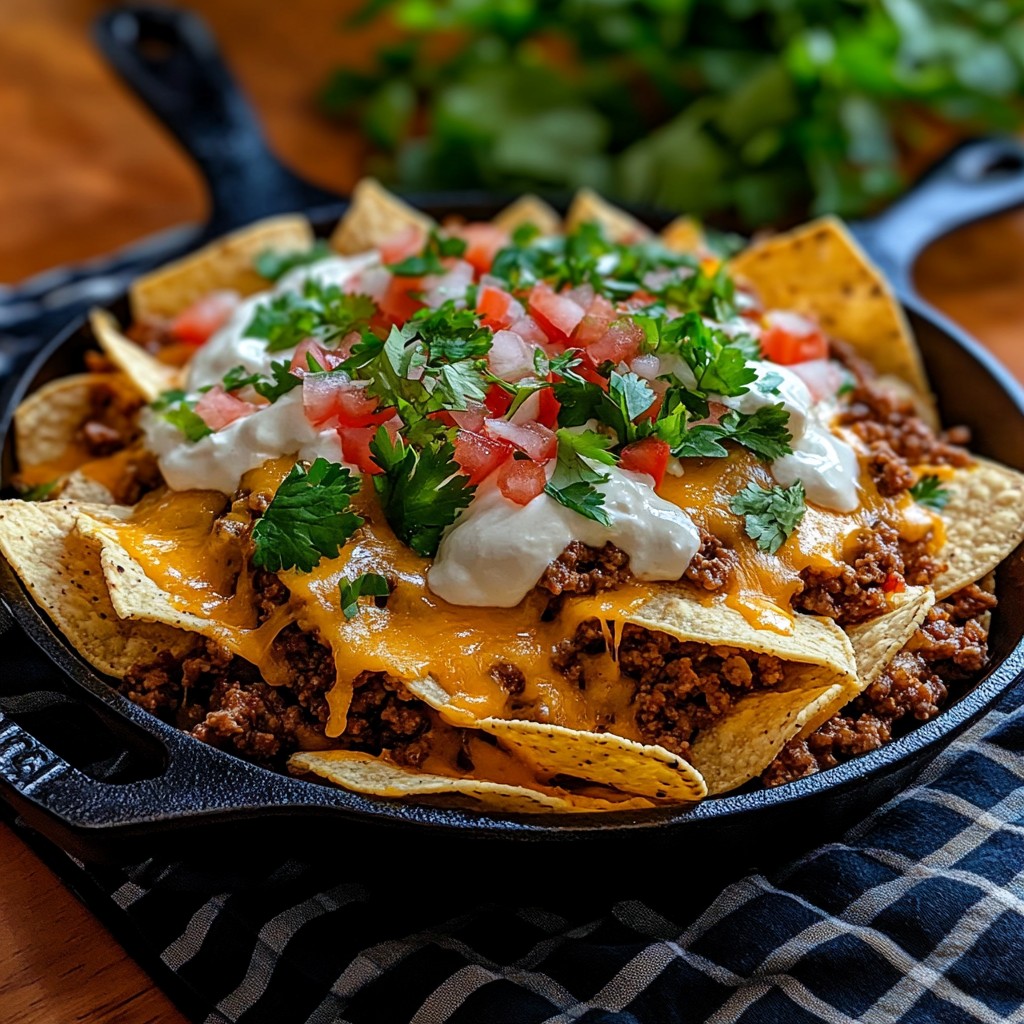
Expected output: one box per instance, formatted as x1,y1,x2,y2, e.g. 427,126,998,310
2,200,1024,866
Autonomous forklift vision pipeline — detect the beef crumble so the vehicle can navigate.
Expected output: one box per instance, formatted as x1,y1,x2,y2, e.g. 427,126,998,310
538,541,633,596
763,583,996,786
685,527,735,591
619,623,786,761
342,670,434,767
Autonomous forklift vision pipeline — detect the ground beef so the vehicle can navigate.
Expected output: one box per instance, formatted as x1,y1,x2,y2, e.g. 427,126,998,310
341,671,434,767
253,567,290,624
490,661,526,695
538,541,633,596
126,316,174,353
619,623,785,760
763,583,996,786
865,440,916,497
271,623,335,723
74,379,144,457
551,617,608,688
685,528,735,592
839,378,973,472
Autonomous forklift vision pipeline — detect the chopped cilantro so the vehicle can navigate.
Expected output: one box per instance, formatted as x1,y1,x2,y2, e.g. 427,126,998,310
251,458,363,573
17,479,58,501
543,429,615,526
659,313,756,397
387,228,467,276
675,406,793,462
339,572,391,618
252,361,303,402
369,428,474,557
756,371,784,395
254,240,332,281
244,281,376,352
221,365,263,392
909,474,951,511
151,389,212,443
729,480,806,554
407,301,492,361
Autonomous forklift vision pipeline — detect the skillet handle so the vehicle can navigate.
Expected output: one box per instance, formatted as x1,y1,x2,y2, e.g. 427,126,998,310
92,6,342,237
850,136,1024,297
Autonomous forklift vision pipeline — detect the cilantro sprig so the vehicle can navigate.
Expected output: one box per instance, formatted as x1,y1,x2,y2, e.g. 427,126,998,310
151,389,212,443
369,428,475,557
909,475,951,511
339,572,391,618
245,281,376,352
251,458,364,573
729,481,806,554
387,228,467,276
543,430,616,526
254,240,332,281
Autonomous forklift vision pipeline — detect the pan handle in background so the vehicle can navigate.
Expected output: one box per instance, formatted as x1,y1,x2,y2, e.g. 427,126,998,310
850,136,1024,298
92,5,343,239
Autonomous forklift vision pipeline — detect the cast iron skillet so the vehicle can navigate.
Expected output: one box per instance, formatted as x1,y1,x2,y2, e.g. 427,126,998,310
2,6,1024,866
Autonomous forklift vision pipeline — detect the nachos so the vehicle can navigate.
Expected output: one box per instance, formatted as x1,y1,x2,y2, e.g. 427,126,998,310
2,182,1022,813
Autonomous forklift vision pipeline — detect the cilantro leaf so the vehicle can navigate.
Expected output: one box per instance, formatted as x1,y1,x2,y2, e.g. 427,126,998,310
17,479,58,501
221,365,263,392
660,313,756,397
252,360,303,402
369,428,474,556
543,429,614,526
673,406,792,462
909,474,951,511
339,572,391,618
388,228,467,275
244,282,376,352
254,240,332,281
407,301,492,361
252,458,363,573
151,389,212,443
729,480,806,554
609,371,656,423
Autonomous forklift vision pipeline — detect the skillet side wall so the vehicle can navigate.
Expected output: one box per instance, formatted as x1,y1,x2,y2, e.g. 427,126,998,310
0,208,1023,868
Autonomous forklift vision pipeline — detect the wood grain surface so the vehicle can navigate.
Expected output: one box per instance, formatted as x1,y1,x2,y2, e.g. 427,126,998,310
1,2,1023,1023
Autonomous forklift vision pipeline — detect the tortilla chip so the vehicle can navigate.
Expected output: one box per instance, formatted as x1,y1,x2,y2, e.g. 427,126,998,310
660,216,704,254
289,749,656,813
130,215,314,321
14,373,113,468
0,500,192,677
59,471,116,504
565,188,651,243
492,194,562,236
90,309,180,403
729,216,933,411
933,459,1024,599
688,672,847,795
403,678,705,802
330,178,434,255
846,586,935,690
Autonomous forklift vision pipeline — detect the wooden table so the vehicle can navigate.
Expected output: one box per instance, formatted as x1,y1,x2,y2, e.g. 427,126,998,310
2,3,1024,1022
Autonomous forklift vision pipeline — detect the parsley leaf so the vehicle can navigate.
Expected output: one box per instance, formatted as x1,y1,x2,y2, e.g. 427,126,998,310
339,572,391,618
252,459,363,573
388,228,467,275
254,240,332,281
151,389,212,443
369,428,474,557
543,429,614,526
909,474,951,511
729,480,806,554
244,282,376,352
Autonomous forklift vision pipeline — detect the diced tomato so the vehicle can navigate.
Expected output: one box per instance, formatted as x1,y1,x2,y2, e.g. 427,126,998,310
564,283,596,311
289,339,340,375
574,294,616,347
338,417,400,476
379,273,425,324
476,283,522,331
379,224,426,266
572,351,610,391
302,374,393,428
456,223,510,275
787,359,847,403
453,430,512,485
761,311,828,365
528,282,585,344
586,317,645,366
497,458,547,505
484,382,514,418
483,418,557,462
537,385,561,428
449,400,488,434
169,290,240,345
507,315,549,347
619,437,671,488
194,385,255,431
883,572,907,594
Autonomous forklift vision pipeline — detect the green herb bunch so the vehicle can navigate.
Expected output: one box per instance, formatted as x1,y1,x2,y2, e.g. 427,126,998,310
322,0,1024,226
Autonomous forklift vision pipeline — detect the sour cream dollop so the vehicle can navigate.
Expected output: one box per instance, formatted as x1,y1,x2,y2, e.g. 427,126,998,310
428,465,702,607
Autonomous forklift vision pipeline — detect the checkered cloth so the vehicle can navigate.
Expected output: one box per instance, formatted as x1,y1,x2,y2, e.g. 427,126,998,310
4,249,1024,1024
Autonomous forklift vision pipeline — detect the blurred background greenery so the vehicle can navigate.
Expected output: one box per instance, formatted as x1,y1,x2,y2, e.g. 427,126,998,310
322,0,1024,227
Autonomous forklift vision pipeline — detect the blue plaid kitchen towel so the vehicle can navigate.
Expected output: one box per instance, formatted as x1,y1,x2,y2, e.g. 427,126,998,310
3,248,1024,1024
